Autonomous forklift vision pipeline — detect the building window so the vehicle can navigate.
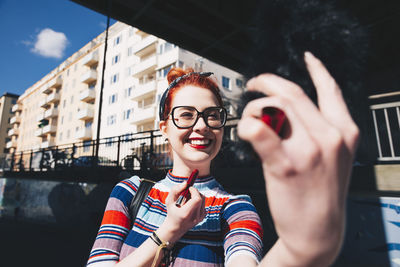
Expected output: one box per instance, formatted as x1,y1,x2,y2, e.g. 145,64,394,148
124,87,133,98
222,76,231,90
85,121,92,129
236,78,244,88
112,54,121,65
83,140,91,152
110,73,119,84
67,129,70,138
70,96,74,104
114,35,122,46
89,82,96,89
11,99,17,104
61,116,64,124
123,108,133,120
157,65,173,79
128,27,134,37
107,114,116,125
67,69,70,76
109,93,118,104
63,100,66,108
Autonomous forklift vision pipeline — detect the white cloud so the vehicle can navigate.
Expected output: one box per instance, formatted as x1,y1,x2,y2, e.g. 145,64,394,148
31,28,68,59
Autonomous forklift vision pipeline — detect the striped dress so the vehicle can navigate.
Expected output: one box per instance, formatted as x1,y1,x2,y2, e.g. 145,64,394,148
87,171,263,266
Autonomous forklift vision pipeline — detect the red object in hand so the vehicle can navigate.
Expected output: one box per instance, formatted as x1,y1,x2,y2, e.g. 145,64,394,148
175,169,199,207
262,107,286,136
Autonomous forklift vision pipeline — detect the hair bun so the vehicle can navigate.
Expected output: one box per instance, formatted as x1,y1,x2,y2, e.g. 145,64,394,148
167,67,194,84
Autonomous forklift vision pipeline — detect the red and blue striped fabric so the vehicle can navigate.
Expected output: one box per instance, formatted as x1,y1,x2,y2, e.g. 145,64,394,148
87,171,263,266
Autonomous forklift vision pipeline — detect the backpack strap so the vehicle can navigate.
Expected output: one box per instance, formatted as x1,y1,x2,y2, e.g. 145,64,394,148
129,178,155,226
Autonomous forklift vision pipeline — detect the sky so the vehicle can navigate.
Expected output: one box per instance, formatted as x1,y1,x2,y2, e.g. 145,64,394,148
0,0,116,96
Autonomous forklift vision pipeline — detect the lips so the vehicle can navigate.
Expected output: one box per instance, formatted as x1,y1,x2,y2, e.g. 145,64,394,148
187,138,212,149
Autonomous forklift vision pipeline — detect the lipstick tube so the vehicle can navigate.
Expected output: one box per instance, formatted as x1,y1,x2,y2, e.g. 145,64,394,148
175,169,199,207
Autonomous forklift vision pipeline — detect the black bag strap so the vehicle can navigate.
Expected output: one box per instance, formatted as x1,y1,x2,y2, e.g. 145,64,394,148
129,178,155,226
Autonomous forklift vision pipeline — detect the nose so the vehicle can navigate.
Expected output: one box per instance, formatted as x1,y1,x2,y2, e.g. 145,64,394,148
192,115,208,132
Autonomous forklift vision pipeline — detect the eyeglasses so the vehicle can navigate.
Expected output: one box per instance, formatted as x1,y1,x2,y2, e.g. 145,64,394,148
169,106,227,129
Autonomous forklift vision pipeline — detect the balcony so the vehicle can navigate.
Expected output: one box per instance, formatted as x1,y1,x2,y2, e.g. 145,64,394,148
77,107,94,120
39,98,50,108
41,85,52,94
6,140,17,149
75,128,92,140
81,70,97,84
157,47,179,69
10,116,21,124
79,89,96,102
42,124,57,134
41,139,56,149
36,113,45,122
132,56,157,78
131,80,156,100
82,52,99,67
48,76,63,89
35,128,44,137
132,35,157,57
8,128,19,136
47,92,60,103
44,108,58,118
131,106,156,124
11,103,22,112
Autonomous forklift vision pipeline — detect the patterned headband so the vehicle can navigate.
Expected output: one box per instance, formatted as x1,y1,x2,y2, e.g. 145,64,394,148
158,72,214,120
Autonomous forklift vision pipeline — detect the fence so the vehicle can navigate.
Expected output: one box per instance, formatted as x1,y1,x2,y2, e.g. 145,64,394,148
370,98,400,162
2,120,240,173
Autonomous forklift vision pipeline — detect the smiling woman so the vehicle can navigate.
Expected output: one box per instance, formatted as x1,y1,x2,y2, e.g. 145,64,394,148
86,68,264,266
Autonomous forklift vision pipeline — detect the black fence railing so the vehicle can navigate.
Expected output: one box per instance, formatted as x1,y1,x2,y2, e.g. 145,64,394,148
1,120,240,174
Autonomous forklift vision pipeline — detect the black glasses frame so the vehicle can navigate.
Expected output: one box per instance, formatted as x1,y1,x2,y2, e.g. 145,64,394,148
170,106,227,129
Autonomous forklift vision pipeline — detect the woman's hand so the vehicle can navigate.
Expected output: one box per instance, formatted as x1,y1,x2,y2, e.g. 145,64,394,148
237,52,359,266
156,182,206,244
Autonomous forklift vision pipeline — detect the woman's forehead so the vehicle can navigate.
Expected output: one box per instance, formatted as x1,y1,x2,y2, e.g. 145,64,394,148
171,85,219,106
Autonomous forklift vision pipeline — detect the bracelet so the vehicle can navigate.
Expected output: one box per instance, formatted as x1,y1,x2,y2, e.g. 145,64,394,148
150,232,171,267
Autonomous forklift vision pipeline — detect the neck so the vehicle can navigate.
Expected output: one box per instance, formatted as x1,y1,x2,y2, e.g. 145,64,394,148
171,158,211,177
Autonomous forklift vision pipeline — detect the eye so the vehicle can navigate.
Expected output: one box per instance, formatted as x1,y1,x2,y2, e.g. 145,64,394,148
180,112,194,118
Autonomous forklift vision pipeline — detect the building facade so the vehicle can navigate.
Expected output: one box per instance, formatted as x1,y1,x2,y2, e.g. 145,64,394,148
0,93,19,158
8,22,244,156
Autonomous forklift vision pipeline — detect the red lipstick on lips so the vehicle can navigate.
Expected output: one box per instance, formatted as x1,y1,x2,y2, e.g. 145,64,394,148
188,138,210,149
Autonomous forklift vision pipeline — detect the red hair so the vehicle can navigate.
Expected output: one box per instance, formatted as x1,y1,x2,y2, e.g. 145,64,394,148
162,67,223,120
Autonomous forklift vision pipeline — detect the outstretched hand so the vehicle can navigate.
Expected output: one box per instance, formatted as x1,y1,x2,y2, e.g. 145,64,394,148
237,52,359,266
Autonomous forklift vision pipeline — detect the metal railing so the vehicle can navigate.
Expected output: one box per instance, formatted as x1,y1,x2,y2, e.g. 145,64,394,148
1,119,240,173
370,99,400,162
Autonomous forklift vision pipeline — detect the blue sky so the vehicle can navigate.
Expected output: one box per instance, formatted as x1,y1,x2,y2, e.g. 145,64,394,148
0,0,115,96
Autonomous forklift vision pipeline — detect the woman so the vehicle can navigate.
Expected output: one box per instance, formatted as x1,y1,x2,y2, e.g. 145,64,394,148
88,52,358,267
87,67,264,266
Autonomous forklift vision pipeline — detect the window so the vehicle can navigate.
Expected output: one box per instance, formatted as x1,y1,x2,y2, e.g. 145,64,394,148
236,78,244,88
110,73,119,84
124,87,133,98
70,96,74,104
114,35,122,46
11,99,17,104
85,121,92,129
178,61,184,68
107,114,116,125
61,116,64,124
67,129,70,138
67,69,70,76
158,42,175,54
83,140,91,152
89,82,96,89
109,93,118,104
105,137,113,147
63,100,66,108
75,126,79,132
74,64,78,71
123,108,133,120
158,65,173,78
222,76,231,90
112,54,121,65
128,27,135,37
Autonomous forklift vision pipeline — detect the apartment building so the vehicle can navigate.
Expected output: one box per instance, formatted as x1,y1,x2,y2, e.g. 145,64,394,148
9,21,244,154
0,93,19,157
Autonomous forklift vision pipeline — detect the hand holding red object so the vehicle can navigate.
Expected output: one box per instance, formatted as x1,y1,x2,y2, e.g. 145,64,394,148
175,169,199,207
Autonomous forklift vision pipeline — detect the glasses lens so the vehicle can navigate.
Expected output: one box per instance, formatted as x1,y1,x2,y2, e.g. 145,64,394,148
204,107,226,128
172,106,197,128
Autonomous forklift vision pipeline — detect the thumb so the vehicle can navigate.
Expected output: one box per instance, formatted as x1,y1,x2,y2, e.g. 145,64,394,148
166,182,187,205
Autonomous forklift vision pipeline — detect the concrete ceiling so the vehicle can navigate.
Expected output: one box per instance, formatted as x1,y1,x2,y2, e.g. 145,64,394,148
72,0,400,94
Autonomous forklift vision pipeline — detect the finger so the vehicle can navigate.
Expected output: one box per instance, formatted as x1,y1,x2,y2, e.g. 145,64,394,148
166,182,187,205
304,51,359,151
246,73,333,141
238,97,314,172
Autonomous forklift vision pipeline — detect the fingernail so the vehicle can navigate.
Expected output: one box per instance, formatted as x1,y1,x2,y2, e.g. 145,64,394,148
304,51,313,60
262,107,286,136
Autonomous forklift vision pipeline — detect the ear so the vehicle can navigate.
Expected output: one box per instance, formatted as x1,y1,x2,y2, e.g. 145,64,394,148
159,120,168,139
